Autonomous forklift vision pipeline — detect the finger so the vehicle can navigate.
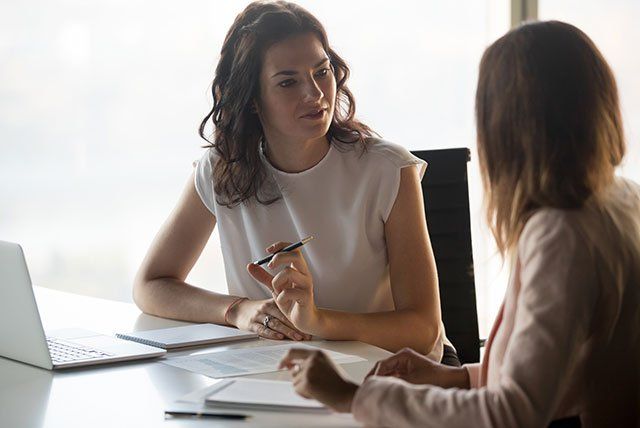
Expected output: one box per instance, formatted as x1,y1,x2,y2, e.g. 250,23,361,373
279,316,312,340
254,323,284,340
265,316,304,341
247,263,275,292
292,380,313,399
284,362,302,377
279,355,308,370
280,360,297,370
262,304,306,335
262,302,312,340
275,316,313,341
272,267,310,294
276,288,309,308
279,348,315,368
282,363,308,375
267,251,309,274
400,347,422,358
377,360,401,377
265,241,292,253
370,355,402,377
365,361,380,379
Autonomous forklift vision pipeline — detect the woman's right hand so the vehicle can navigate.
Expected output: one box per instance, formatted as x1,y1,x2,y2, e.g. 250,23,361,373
366,347,469,389
226,298,312,341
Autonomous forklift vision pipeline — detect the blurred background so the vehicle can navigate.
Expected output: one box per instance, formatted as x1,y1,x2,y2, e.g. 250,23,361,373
1,0,638,337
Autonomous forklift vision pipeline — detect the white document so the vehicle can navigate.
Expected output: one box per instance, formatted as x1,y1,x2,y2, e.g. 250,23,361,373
163,343,365,378
205,378,326,412
170,380,360,426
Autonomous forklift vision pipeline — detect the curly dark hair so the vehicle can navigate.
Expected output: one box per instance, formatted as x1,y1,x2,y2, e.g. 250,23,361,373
199,0,373,208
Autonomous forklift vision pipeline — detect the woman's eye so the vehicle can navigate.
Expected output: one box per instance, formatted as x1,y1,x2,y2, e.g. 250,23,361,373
278,79,296,88
315,68,330,78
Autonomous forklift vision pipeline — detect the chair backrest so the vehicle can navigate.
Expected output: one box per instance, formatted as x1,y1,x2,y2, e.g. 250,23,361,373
412,148,480,364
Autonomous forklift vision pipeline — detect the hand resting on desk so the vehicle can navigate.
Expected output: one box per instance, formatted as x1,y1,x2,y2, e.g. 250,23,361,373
279,347,470,413
366,347,469,388
226,297,312,342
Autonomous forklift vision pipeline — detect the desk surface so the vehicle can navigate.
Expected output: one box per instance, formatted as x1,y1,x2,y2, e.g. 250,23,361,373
0,287,391,427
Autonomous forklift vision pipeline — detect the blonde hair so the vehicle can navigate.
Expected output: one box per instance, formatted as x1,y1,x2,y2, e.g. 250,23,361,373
475,21,625,256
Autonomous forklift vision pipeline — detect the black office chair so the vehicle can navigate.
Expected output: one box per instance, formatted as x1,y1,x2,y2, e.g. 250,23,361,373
412,148,480,364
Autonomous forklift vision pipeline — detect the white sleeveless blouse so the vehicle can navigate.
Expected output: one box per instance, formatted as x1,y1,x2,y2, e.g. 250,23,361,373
195,138,445,360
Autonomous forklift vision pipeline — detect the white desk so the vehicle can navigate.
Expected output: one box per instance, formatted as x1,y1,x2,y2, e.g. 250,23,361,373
0,287,392,427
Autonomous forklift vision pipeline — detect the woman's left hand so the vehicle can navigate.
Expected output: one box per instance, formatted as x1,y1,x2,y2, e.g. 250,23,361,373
247,241,321,334
279,348,358,413
364,347,470,388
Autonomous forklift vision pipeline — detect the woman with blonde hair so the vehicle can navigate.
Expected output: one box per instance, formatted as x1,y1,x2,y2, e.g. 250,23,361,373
280,21,640,427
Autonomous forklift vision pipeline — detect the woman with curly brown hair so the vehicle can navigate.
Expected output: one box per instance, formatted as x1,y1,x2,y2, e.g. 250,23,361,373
133,1,453,361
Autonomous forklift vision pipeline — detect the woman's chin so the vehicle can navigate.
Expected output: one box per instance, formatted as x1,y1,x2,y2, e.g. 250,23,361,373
298,122,332,140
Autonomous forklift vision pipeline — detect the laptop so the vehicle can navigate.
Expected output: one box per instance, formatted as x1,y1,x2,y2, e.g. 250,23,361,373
0,240,166,369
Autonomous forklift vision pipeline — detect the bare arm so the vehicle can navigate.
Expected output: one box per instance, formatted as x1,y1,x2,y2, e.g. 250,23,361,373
134,173,311,341
253,166,442,354
314,166,441,354
133,172,238,323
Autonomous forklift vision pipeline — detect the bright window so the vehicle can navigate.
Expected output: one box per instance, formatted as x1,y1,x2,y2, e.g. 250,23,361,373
538,1,640,183
1,1,510,335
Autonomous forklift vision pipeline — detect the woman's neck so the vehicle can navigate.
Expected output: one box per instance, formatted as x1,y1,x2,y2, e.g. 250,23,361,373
264,135,330,173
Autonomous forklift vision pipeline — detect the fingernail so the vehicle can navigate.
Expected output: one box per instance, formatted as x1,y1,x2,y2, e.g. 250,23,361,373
277,333,284,339
268,261,274,268
295,334,303,341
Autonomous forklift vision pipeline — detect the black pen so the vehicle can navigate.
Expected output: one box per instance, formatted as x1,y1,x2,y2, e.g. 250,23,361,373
164,410,249,420
253,235,314,266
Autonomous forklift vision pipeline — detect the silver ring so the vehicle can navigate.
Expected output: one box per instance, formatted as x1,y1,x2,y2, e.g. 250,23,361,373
292,364,301,375
263,315,271,328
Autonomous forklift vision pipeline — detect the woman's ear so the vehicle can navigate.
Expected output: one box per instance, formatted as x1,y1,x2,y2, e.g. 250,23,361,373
250,100,259,114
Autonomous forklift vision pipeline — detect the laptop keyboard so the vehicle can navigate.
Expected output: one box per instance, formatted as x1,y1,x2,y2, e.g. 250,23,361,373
47,337,113,364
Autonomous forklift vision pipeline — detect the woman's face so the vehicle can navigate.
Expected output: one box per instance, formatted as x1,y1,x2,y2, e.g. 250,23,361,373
256,32,336,144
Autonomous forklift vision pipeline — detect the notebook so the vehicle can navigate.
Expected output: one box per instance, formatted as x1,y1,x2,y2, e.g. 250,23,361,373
205,378,327,412
116,323,257,350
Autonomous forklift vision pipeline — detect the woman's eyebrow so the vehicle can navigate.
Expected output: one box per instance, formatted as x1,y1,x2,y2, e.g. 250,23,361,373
313,58,330,68
270,57,330,78
271,69,297,78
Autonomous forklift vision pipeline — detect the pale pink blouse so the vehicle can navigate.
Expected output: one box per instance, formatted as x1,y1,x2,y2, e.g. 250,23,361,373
352,177,640,427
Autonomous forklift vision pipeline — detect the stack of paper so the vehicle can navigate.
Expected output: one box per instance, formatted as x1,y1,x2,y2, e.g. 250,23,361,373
205,378,327,412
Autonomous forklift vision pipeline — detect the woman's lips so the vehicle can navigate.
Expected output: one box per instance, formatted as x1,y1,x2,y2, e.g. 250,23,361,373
301,108,326,120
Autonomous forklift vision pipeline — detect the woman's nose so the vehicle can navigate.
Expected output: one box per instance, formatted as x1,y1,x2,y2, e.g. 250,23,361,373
302,78,323,102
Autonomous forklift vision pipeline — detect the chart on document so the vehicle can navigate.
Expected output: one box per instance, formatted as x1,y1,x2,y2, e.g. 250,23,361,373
162,343,365,378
